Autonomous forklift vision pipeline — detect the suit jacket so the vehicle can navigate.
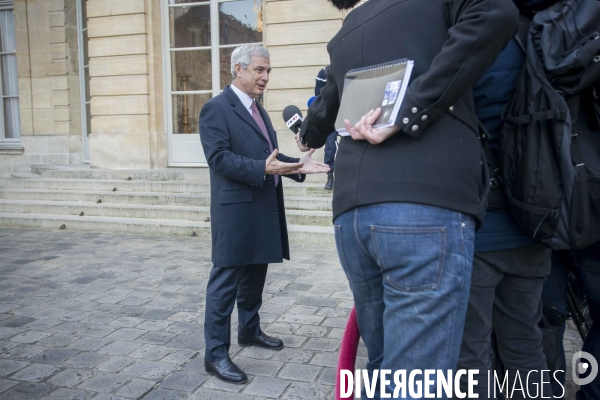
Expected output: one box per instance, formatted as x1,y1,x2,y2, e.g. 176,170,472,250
301,0,518,228
199,85,304,268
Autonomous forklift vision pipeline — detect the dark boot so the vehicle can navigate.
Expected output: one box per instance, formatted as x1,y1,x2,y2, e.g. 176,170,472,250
325,171,334,190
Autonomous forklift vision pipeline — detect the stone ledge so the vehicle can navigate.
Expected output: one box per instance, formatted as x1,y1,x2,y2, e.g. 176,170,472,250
0,142,25,155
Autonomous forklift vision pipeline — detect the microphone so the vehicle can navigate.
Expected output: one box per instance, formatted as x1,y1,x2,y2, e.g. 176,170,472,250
282,105,303,134
307,96,316,107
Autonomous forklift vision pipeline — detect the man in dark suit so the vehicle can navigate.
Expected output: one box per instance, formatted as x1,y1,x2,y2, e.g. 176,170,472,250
199,44,328,384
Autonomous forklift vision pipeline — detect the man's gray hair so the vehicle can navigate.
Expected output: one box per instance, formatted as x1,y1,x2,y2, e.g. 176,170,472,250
230,45,270,79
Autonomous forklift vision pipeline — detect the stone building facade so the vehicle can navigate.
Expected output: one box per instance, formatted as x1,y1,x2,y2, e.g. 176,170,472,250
0,0,347,176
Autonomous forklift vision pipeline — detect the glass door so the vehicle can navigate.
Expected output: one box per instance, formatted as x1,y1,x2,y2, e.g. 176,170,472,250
162,0,263,166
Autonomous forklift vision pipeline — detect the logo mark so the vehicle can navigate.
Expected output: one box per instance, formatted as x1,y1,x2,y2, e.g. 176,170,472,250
572,351,598,386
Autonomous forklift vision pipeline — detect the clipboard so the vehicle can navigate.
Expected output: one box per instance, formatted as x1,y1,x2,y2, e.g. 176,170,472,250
335,59,414,136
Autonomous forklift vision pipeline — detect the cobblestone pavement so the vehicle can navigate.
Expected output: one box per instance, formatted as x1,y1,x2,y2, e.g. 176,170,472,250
0,228,585,399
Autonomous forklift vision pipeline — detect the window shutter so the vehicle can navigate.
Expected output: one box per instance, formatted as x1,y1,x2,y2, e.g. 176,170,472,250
0,1,13,11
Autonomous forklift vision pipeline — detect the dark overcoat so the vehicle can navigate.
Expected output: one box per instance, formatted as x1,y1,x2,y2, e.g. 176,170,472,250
199,85,304,268
301,0,519,228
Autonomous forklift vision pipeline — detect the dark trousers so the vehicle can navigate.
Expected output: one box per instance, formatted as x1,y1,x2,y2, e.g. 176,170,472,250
204,263,268,361
324,132,337,171
541,246,600,400
457,244,552,399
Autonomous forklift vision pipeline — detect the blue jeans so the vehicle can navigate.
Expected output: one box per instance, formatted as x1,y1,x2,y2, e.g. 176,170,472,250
334,203,476,399
541,246,600,400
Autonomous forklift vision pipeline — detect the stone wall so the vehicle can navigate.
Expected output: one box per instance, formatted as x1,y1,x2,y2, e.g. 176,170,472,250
263,0,345,166
87,0,165,169
0,0,82,176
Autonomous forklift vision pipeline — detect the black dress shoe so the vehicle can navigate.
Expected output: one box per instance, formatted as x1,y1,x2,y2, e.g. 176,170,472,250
204,358,248,384
238,331,284,350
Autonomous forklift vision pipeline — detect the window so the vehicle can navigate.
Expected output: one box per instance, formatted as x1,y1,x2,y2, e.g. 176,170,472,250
0,0,20,145
76,0,90,162
165,0,264,136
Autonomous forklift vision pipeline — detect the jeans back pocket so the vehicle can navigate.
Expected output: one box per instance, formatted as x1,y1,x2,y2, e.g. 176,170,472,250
370,226,446,292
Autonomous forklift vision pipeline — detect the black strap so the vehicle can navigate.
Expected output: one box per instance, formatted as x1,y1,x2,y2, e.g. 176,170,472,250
571,133,590,238
514,13,531,54
506,109,567,126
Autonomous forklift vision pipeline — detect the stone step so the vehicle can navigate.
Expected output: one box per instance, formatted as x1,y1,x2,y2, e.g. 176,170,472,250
0,189,333,210
6,177,333,197
0,200,333,226
31,164,211,182
0,212,334,245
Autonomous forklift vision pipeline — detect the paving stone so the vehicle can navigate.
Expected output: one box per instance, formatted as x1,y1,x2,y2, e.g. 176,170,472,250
121,361,178,380
166,334,204,350
140,388,186,400
130,345,172,361
76,325,114,338
310,352,338,368
165,322,201,335
97,357,134,373
136,331,178,345
272,348,315,364
115,378,156,398
9,331,52,344
296,325,329,338
11,363,59,382
0,345,47,361
1,382,52,399
24,348,77,370
281,381,332,400
64,352,108,369
78,373,130,393
136,321,172,332
22,319,62,331
202,376,245,393
242,376,290,398
278,363,322,383
161,349,197,365
47,369,93,387
0,378,18,394
266,323,300,336
53,322,87,334
304,338,340,352
68,338,111,352
0,327,24,340
232,356,284,377
188,388,255,399
278,314,325,326
238,346,277,360
327,328,345,340
60,311,95,322
39,387,88,400
318,367,337,385
278,334,308,349
97,341,141,356
105,328,146,341
108,317,144,328
80,314,118,325
0,360,28,377
159,372,206,392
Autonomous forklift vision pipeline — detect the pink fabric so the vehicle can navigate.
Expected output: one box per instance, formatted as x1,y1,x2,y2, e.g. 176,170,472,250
336,306,360,400
251,100,278,186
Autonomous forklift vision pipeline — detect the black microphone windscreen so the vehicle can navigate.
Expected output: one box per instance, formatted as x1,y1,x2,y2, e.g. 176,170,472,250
282,105,303,122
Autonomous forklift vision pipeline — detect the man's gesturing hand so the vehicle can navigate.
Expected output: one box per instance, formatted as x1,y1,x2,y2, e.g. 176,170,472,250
265,149,303,175
298,149,330,174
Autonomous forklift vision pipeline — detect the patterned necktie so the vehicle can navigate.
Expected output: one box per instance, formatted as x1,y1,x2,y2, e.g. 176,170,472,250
251,100,279,187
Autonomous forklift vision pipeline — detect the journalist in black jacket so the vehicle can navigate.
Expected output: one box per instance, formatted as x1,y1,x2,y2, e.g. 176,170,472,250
301,0,519,227
300,0,518,396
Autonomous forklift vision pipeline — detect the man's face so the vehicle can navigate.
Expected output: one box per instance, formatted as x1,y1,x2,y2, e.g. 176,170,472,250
234,56,271,99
